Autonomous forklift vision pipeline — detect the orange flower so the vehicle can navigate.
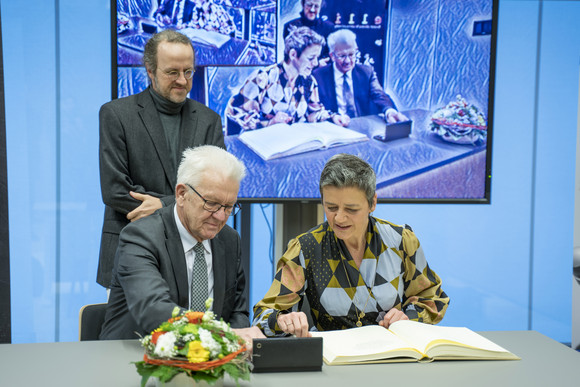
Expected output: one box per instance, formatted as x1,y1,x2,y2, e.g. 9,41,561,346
168,311,205,324
185,312,205,324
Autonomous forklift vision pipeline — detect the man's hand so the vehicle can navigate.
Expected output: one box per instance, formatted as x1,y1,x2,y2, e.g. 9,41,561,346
378,308,409,329
384,108,409,123
126,191,162,222
277,311,311,337
232,326,266,353
332,113,351,127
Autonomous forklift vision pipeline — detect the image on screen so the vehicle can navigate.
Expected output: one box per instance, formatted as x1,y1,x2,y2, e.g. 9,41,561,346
113,0,497,203
115,0,277,97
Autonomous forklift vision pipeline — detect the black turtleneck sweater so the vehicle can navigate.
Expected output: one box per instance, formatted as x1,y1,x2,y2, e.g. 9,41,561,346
149,86,186,170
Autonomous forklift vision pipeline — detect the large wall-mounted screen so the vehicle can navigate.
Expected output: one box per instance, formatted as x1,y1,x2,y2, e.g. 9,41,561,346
113,0,497,203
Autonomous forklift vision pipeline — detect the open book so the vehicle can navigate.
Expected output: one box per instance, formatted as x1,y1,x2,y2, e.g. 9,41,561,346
238,121,368,160
310,320,519,365
181,28,231,49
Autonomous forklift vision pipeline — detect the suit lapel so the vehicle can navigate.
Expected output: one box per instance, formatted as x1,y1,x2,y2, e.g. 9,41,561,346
352,66,365,116
327,65,338,113
162,206,189,307
323,66,339,113
137,89,175,188
211,236,226,316
178,99,198,166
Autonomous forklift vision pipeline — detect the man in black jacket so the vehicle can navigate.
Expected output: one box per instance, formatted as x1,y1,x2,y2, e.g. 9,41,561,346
97,29,224,289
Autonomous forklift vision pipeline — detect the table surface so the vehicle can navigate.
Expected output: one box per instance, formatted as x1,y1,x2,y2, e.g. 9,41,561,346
226,111,487,199
0,330,578,387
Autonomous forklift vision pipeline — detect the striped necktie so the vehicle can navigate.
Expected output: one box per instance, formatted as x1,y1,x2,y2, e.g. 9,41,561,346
343,73,357,117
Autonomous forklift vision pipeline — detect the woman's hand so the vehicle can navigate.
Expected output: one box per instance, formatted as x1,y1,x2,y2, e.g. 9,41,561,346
277,312,311,337
269,111,292,126
378,308,409,329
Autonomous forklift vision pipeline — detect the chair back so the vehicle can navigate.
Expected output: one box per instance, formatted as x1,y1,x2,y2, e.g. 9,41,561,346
78,303,108,341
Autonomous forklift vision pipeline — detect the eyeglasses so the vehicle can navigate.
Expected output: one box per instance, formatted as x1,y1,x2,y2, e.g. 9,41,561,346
159,68,195,81
304,2,321,11
334,50,358,62
186,184,241,216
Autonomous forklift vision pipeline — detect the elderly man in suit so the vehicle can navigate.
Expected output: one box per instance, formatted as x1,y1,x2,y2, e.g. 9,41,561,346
100,146,264,342
313,29,408,123
97,29,225,289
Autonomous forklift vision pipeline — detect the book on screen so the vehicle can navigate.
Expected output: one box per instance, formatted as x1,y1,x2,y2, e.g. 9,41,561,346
238,121,368,160
310,320,519,365
180,28,231,48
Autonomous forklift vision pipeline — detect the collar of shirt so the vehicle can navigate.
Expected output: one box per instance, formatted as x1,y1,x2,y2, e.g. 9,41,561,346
173,205,211,254
333,63,353,84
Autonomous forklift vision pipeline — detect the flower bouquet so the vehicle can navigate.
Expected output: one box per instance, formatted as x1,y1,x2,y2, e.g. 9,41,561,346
134,302,251,387
430,95,487,144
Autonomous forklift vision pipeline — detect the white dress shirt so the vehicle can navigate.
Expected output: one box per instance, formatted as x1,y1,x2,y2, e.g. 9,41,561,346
174,205,214,309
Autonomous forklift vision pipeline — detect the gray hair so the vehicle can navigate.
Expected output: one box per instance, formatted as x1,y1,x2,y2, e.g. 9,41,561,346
327,29,358,53
283,26,325,62
301,0,325,8
177,146,246,188
319,154,376,207
143,29,195,73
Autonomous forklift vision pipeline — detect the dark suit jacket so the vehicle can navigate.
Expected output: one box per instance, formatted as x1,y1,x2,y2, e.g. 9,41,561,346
313,64,397,117
97,87,225,287
99,204,249,340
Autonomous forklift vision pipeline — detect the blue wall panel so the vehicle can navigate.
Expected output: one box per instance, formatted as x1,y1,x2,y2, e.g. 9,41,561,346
1,0,578,344
530,1,579,339
3,1,59,343
57,0,111,342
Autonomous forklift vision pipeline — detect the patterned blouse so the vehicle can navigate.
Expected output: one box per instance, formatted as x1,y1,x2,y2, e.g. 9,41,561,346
225,63,331,131
253,217,449,336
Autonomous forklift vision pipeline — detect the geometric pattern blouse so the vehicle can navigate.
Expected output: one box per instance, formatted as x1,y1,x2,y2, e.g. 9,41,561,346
253,216,450,336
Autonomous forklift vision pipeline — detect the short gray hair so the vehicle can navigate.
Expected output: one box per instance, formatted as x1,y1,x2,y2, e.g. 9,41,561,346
283,26,325,62
319,154,376,207
177,146,246,188
143,29,195,73
327,29,358,53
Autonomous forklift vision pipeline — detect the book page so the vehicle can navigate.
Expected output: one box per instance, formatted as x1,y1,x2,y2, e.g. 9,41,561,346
388,320,515,358
181,28,231,48
238,122,368,160
311,325,422,364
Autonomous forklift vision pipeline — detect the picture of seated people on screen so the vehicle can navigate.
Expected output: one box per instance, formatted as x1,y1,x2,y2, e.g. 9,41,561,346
313,28,408,123
155,0,236,37
116,0,276,67
225,27,349,133
283,0,335,64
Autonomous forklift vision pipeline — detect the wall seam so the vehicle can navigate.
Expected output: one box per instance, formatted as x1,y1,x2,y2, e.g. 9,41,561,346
528,0,543,331
54,0,61,342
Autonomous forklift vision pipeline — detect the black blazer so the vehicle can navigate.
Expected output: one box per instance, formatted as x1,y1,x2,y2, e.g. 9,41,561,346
313,63,397,117
97,88,225,287
99,205,249,340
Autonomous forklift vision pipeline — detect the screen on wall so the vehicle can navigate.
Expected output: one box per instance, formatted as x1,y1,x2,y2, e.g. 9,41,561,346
113,0,498,203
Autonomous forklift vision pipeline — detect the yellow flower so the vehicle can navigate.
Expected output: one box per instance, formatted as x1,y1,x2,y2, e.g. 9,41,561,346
187,341,210,363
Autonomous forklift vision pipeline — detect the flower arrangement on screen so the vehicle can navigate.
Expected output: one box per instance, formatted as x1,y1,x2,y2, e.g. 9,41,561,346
430,95,487,144
134,301,250,386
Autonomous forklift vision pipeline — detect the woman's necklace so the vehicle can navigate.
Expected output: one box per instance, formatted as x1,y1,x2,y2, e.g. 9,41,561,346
341,252,374,327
